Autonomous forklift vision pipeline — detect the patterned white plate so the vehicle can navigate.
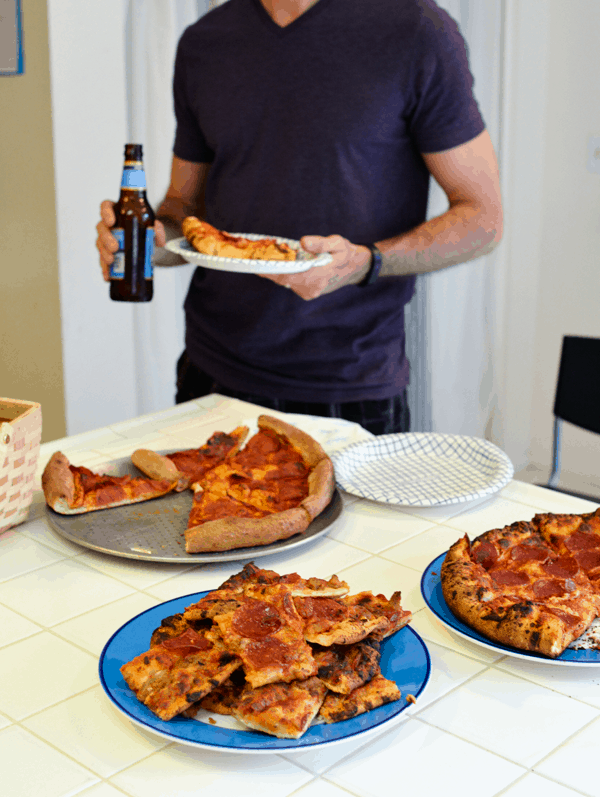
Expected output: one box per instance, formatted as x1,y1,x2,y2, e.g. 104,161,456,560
332,432,514,507
165,235,332,274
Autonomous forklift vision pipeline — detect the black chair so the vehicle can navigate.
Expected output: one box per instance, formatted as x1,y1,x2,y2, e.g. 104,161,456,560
544,335,600,501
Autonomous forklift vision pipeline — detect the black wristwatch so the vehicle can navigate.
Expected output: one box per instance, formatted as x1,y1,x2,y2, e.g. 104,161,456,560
359,244,383,286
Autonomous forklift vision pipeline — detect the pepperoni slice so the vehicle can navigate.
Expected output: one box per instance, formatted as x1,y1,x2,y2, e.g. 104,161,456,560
491,569,530,587
510,544,550,564
232,599,283,639
532,578,569,600
565,530,600,552
574,549,600,573
543,555,580,578
472,541,498,569
161,628,212,658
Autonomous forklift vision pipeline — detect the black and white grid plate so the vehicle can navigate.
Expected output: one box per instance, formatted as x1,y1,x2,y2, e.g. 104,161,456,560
166,235,332,274
332,432,514,507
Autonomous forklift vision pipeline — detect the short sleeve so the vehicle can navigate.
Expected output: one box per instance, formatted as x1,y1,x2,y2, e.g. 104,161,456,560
407,6,485,154
172,34,215,164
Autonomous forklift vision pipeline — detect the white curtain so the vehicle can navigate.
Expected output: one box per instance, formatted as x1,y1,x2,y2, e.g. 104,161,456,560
407,0,505,440
125,0,506,442
125,0,222,414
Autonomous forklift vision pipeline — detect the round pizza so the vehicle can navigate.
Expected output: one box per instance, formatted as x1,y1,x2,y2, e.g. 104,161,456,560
441,509,600,657
42,416,336,555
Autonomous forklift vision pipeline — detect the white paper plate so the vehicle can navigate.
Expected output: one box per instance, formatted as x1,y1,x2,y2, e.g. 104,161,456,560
166,235,332,274
332,432,514,507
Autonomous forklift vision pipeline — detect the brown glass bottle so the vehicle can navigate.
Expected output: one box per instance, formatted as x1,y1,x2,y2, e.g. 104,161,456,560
109,144,154,302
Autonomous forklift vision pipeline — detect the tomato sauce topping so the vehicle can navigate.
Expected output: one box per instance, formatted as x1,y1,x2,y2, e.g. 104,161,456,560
232,599,283,639
295,596,347,623
244,637,294,669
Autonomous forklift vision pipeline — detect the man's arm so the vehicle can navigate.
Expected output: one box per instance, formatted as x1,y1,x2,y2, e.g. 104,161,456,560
155,157,211,232
95,156,210,279
263,130,503,299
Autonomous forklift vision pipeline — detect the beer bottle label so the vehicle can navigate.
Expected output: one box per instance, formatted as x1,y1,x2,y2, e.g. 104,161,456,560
145,228,155,278
109,228,154,280
110,228,126,279
120,166,147,190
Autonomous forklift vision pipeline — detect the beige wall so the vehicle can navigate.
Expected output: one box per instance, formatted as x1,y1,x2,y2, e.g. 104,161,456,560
0,0,66,442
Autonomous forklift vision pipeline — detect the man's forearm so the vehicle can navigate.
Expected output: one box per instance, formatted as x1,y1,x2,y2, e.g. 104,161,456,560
376,200,503,277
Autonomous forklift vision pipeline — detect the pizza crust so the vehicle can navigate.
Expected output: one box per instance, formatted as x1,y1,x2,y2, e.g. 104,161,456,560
185,506,312,553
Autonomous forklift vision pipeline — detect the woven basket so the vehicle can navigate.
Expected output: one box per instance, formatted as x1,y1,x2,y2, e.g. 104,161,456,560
0,398,42,533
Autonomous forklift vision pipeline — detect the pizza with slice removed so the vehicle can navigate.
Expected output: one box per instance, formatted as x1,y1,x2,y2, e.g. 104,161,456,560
42,416,335,556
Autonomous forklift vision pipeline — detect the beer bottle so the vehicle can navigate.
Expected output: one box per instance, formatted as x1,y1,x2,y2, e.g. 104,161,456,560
109,144,154,302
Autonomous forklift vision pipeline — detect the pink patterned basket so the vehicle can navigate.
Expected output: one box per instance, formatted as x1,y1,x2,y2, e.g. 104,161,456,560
0,398,42,533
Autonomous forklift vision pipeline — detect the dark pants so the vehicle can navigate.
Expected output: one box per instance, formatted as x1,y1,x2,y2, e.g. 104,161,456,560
175,352,410,436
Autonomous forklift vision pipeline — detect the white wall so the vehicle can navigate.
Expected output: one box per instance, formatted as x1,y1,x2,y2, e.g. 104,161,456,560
523,0,600,495
48,0,139,433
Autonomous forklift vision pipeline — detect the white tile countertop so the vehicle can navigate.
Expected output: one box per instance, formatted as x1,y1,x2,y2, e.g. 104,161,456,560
2,394,600,797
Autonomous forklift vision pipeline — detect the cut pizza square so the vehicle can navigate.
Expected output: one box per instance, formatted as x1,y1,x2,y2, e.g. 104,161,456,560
211,582,318,689
312,638,381,694
120,626,241,721
318,674,402,724
232,676,328,739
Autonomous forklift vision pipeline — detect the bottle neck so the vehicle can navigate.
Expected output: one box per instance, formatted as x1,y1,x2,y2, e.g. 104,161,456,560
121,160,147,190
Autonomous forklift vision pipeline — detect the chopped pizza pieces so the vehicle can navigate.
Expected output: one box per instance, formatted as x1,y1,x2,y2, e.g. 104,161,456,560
120,563,410,737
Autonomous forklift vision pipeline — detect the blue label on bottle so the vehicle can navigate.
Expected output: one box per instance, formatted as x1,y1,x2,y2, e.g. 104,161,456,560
145,228,154,278
121,168,147,189
109,228,125,279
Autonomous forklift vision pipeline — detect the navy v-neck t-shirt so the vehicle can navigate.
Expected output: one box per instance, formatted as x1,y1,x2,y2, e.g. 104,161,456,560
172,0,485,402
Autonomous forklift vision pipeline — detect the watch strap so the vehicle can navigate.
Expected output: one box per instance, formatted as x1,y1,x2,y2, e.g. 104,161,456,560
359,244,383,286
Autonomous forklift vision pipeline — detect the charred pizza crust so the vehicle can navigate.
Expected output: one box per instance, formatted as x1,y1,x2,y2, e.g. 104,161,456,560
42,451,176,515
441,517,600,658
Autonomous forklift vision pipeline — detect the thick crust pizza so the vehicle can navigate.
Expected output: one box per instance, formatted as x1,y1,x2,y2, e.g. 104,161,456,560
120,562,412,738
42,416,335,555
134,415,336,554
441,508,600,658
182,216,296,261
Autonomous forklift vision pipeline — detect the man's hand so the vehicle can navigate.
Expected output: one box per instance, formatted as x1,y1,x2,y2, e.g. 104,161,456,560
261,234,371,300
95,200,166,281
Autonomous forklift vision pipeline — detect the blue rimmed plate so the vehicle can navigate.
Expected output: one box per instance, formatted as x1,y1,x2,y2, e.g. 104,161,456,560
422,553,600,665
99,590,431,752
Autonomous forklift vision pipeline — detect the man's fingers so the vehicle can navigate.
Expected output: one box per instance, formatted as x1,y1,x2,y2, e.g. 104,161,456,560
300,234,344,254
154,219,166,248
100,200,116,227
